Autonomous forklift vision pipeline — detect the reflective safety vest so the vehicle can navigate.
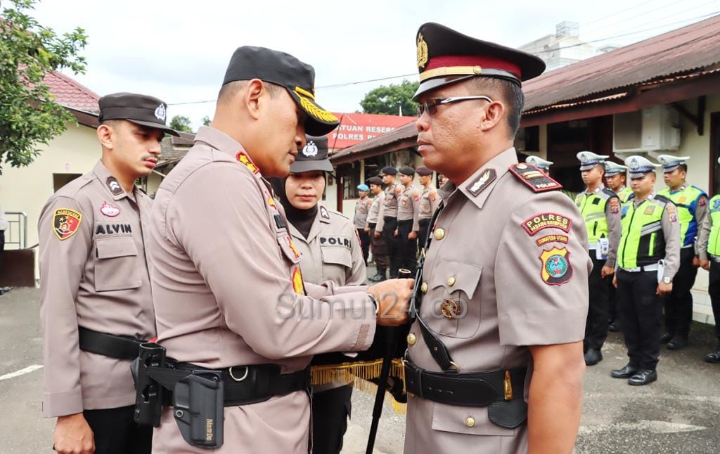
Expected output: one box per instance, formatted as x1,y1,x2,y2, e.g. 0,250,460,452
575,188,617,244
616,187,633,203
658,185,707,247
618,196,670,268
708,196,720,256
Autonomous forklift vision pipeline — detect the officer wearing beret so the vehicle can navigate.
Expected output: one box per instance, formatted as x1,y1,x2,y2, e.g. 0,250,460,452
524,155,553,173
575,151,621,366
656,155,709,350
354,182,372,264
697,158,720,363
612,155,680,385
416,166,439,248
147,46,412,453
375,166,403,279
270,136,365,454
405,23,591,454
365,176,390,282
38,92,178,454
396,166,420,273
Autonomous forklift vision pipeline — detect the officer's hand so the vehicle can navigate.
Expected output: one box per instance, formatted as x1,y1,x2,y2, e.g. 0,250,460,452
601,266,614,278
700,259,711,271
408,231,417,240
364,227,370,233
374,231,381,238
657,282,673,295
54,413,95,454
369,279,414,326
612,275,618,289
692,256,701,268
394,228,399,237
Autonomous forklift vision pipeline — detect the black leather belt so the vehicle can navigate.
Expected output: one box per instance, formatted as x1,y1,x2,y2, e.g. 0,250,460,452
404,359,526,407
148,363,311,407
78,326,145,360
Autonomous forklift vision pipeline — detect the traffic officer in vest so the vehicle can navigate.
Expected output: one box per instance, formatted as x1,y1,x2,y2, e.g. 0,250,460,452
575,151,622,366
146,46,412,454
605,161,633,202
270,136,366,454
405,22,591,454
605,160,632,332
657,155,708,350
375,166,403,278
397,166,420,273
354,183,372,265
525,155,553,174
416,166,439,248
366,176,390,282
698,164,720,363
611,155,680,386
38,92,178,454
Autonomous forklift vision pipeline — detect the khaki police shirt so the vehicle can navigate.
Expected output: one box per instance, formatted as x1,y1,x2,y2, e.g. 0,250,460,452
418,185,440,220
404,148,591,454
375,182,403,232
38,161,155,417
397,184,420,232
148,127,376,454
366,194,383,227
353,196,372,230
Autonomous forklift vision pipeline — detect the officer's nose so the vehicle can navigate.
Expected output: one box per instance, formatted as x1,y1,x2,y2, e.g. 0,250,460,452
416,112,429,133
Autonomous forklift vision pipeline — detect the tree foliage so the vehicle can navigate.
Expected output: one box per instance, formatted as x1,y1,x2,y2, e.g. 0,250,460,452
0,0,87,173
169,115,193,133
201,115,211,127
359,80,419,116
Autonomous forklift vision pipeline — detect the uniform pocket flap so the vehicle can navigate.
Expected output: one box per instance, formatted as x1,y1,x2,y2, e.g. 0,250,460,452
321,246,352,268
431,402,515,436
96,237,137,259
429,260,483,299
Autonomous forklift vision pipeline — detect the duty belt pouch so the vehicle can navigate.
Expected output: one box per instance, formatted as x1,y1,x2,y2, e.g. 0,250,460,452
596,238,609,260
131,342,166,427
488,399,528,429
173,371,224,449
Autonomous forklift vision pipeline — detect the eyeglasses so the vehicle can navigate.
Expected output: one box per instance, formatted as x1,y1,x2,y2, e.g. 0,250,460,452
416,95,493,117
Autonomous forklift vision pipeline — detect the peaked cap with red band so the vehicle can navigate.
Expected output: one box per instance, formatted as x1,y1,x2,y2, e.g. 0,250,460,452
414,23,546,99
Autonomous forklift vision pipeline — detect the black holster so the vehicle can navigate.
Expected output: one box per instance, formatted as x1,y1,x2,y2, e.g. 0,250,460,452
130,342,166,427
173,371,224,449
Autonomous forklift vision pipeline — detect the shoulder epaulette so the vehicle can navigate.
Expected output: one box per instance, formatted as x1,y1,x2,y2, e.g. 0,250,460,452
57,173,94,199
653,194,671,206
508,163,562,192
601,188,619,199
327,208,349,220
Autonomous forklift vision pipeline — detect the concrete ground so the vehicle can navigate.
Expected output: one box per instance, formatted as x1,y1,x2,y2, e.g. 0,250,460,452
3,287,720,453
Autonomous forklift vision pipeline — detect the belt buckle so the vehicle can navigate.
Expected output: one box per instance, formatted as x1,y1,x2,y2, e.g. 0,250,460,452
228,366,249,382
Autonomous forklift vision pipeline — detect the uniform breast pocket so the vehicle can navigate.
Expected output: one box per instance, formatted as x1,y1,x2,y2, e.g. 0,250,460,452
94,237,142,292
426,259,483,339
321,246,352,269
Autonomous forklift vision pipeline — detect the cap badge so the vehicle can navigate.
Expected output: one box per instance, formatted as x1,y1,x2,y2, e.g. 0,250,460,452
580,154,588,163
629,158,639,169
303,141,318,157
154,103,166,121
417,33,428,69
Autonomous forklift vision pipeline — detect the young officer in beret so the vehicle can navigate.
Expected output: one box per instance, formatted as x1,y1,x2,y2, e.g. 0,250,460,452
38,92,178,454
146,46,412,453
366,176,390,282
404,23,591,454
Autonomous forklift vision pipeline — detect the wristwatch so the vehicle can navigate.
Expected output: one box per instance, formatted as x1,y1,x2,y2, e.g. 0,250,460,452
662,276,672,284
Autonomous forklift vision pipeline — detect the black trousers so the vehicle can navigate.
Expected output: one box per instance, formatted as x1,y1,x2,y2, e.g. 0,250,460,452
311,385,352,454
585,255,611,350
357,228,370,264
381,216,399,277
664,248,698,338
396,219,417,273
709,260,720,339
83,405,152,454
368,223,389,270
0,230,5,277
418,218,431,252
608,280,619,323
617,269,663,370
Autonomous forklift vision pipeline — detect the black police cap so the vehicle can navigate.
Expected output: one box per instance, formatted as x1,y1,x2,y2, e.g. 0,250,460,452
222,46,339,136
399,166,415,176
381,166,397,175
98,92,179,136
290,135,333,173
414,23,546,99
416,166,433,176
367,176,383,186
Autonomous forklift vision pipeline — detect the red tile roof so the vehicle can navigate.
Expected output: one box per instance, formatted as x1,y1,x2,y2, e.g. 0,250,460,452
43,70,100,113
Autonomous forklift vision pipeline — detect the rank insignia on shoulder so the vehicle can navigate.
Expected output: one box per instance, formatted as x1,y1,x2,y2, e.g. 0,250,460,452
320,206,330,220
106,177,124,196
292,267,305,294
53,208,82,240
467,169,497,197
539,247,573,286
236,151,259,174
509,163,562,192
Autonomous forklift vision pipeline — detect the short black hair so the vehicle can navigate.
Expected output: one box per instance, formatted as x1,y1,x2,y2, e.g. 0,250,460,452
466,77,524,138
678,164,688,173
217,80,284,104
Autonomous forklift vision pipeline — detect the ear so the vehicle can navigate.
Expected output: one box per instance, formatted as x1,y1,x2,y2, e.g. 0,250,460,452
479,100,505,132
96,124,114,150
244,79,265,120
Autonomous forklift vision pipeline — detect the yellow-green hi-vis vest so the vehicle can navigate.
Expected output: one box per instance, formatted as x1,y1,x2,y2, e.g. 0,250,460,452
616,187,633,203
618,196,671,269
707,195,720,257
575,188,616,244
658,185,707,247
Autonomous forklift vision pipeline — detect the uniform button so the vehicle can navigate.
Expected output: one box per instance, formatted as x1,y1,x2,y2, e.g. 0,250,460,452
421,282,428,293
465,416,476,427
434,228,445,240
407,333,417,345
447,276,456,287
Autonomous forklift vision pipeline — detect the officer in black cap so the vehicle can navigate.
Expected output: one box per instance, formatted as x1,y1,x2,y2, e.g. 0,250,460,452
374,166,403,279
39,92,177,454
396,166,420,273
415,166,439,248
365,176,390,281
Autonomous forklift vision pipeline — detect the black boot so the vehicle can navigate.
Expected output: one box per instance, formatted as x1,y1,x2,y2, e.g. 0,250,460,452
705,341,720,363
369,269,387,282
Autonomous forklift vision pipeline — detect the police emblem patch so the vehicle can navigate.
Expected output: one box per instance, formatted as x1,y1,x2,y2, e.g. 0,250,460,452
440,299,462,320
53,208,82,240
417,33,428,69
154,103,166,121
539,247,573,286
522,213,571,236
302,141,318,157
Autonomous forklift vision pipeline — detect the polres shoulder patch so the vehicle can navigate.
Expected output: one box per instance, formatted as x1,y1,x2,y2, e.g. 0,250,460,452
508,163,562,192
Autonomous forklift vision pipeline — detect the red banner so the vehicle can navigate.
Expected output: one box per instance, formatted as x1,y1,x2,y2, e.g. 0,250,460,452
327,113,416,149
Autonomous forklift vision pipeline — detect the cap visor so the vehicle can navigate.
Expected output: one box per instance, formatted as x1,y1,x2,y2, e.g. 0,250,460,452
579,164,597,171
127,119,180,136
413,75,475,100
289,159,334,173
289,91,339,136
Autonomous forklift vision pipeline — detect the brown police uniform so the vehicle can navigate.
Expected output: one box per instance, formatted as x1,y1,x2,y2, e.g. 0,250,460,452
354,194,373,264
376,173,403,278
366,190,390,278
418,183,439,248
397,177,420,273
